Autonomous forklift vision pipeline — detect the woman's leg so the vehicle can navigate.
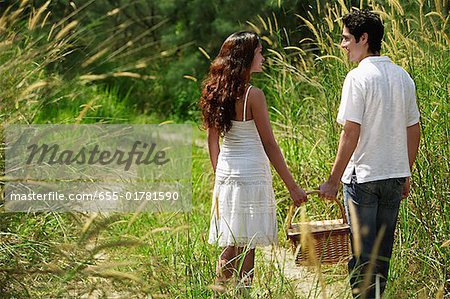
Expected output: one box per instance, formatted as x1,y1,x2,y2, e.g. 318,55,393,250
237,247,255,285
217,246,238,281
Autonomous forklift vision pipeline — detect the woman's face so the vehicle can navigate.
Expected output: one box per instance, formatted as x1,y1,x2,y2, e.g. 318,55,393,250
250,43,264,73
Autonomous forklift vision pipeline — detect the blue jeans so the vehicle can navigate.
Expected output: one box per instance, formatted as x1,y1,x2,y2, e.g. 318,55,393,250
343,174,406,299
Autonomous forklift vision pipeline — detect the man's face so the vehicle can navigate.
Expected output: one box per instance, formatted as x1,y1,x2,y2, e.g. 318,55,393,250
340,26,368,63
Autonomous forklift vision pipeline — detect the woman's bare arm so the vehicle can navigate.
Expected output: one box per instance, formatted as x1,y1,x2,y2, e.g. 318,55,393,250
250,88,306,204
207,126,220,173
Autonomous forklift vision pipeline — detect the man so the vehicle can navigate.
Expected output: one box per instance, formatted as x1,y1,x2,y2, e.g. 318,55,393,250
319,10,421,299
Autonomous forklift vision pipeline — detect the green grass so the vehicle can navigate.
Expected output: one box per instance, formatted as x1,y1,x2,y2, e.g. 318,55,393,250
1,0,449,298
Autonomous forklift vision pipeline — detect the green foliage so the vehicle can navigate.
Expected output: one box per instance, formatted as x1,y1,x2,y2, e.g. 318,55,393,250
0,0,449,298
6,0,324,120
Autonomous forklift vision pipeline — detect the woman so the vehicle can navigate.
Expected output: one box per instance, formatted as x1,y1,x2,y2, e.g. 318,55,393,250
199,31,307,289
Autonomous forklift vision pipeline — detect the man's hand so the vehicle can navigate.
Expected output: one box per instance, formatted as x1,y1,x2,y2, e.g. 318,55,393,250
319,180,340,200
320,121,359,201
402,177,411,199
288,185,307,206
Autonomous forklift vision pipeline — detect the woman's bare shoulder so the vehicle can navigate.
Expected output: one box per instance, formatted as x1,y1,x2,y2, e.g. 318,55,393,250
248,86,265,102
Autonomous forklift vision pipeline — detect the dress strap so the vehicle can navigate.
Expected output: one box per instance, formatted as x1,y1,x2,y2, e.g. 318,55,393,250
243,85,252,121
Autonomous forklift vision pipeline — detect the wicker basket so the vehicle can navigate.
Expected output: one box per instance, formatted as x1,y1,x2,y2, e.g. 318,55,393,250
286,190,350,266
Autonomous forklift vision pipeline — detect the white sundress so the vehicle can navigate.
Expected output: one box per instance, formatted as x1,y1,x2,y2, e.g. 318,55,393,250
208,86,278,249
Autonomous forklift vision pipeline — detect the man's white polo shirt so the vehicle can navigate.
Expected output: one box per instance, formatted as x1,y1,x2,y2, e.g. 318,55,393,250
337,56,420,184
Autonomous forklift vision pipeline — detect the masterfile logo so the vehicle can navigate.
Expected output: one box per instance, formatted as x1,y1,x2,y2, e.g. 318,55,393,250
26,141,170,171
4,124,192,212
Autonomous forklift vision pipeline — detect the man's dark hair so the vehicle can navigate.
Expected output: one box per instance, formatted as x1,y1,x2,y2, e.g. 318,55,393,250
342,10,384,54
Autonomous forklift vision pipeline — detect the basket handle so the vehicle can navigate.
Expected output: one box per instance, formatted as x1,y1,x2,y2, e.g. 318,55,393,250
286,190,348,231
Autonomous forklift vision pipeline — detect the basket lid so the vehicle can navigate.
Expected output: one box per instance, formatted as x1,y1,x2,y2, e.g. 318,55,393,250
287,219,350,235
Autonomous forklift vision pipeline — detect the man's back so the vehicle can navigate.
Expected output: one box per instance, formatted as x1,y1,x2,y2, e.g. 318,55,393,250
337,56,420,184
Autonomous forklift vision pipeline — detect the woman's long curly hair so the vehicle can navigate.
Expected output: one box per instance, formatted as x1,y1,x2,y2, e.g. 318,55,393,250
199,31,260,135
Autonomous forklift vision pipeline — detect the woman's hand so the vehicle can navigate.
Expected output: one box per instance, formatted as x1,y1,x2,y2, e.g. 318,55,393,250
288,185,307,206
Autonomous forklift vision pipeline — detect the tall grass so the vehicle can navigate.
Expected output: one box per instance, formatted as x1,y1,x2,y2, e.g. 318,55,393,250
1,0,448,298
0,1,163,297
0,0,167,126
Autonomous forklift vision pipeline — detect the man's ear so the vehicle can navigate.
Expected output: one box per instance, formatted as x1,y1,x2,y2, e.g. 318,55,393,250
360,32,369,45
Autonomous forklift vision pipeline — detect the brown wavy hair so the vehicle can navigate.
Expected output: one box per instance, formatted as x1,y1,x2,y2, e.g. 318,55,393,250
199,31,260,134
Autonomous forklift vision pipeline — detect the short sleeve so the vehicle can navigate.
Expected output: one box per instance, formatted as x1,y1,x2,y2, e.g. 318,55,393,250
337,72,365,125
406,78,420,126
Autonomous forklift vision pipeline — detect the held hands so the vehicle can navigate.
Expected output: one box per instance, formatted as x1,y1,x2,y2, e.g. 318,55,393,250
318,179,339,200
288,185,307,206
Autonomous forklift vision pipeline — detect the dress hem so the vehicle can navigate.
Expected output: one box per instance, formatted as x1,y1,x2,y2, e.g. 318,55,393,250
208,239,278,249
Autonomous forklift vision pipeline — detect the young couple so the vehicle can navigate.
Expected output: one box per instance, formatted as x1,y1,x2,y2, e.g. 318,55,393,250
199,10,420,298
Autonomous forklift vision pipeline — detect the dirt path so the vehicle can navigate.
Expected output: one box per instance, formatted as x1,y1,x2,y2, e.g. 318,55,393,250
260,246,352,299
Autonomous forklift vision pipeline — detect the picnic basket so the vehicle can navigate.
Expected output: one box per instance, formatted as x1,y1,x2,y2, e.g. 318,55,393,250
286,190,350,265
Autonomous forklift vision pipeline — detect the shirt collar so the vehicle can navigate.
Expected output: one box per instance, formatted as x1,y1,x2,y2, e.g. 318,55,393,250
359,55,391,65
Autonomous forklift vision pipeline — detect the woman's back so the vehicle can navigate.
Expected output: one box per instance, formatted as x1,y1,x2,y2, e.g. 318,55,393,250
220,86,265,157
216,86,269,179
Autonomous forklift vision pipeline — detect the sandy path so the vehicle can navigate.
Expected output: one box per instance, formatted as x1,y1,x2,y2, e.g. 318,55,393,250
260,246,352,299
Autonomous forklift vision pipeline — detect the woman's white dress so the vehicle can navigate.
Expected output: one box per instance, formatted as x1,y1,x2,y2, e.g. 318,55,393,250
208,86,278,249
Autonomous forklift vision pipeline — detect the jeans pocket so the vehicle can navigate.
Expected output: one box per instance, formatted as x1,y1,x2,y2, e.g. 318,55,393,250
379,178,405,207
352,182,378,206
356,181,377,194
